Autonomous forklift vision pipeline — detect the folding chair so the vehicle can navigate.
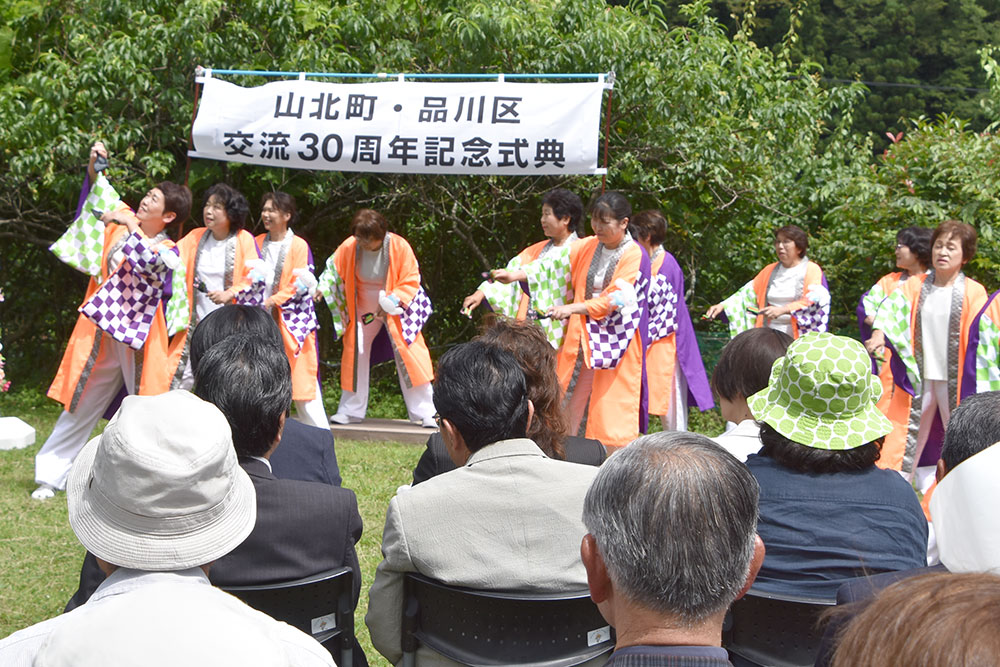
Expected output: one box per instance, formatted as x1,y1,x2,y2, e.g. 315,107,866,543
723,587,836,667
222,566,357,666
400,572,615,667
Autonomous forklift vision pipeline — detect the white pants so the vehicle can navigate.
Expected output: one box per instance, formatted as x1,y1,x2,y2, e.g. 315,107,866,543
335,317,434,422
912,379,951,482
660,369,689,432
35,338,136,490
294,379,329,428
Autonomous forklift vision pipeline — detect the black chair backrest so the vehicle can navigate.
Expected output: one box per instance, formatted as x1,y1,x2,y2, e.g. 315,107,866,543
723,588,836,667
222,566,355,667
401,572,614,667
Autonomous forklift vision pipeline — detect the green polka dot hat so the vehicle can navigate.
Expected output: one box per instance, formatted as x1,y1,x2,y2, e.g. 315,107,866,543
747,332,893,450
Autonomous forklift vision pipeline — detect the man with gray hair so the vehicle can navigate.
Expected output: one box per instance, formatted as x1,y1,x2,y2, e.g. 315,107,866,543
580,432,765,666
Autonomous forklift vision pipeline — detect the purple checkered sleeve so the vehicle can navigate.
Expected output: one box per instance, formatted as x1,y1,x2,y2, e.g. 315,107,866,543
399,288,433,346
647,274,679,341
80,234,168,350
280,292,319,355
587,273,647,370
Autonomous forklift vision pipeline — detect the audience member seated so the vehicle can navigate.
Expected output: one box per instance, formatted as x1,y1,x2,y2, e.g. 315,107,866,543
366,341,601,666
816,391,1000,666
709,328,793,461
581,432,764,666
412,317,604,485
62,330,366,666
0,391,333,666
190,305,342,487
830,571,1000,667
745,332,927,599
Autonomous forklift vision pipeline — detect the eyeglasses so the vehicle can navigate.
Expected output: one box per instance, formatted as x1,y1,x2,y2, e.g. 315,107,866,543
433,413,443,427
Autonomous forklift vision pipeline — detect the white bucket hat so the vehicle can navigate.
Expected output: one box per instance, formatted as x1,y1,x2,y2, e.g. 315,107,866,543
67,390,256,571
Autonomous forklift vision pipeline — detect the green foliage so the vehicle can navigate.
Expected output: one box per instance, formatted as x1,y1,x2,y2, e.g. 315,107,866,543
0,0,998,390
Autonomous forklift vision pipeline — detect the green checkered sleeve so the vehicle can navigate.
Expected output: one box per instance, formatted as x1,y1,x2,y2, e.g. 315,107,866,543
165,263,190,336
49,174,122,277
873,288,921,389
721,281,757,338
479,254,525,319
317,260,347,340
861,283,888,322
976,306,1000,392
523,246,573,315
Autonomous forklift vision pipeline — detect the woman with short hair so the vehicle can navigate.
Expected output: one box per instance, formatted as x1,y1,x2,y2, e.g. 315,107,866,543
868,220,988,478
705,224,829,339
492,191,650,450
709,327,792,462
631,209,713,431
746,332,927,599
168,183,260,390
317,209,435,427
254,191,327,428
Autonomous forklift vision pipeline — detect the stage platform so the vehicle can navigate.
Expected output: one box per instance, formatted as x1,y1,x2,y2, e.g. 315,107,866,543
327,417,435,445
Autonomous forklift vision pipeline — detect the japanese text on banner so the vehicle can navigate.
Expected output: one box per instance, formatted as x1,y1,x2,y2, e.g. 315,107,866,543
189,77,607,175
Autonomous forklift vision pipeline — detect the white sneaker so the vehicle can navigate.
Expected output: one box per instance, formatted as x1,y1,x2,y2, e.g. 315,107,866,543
329,413,362,425
31,484,56,500
420,416,438,429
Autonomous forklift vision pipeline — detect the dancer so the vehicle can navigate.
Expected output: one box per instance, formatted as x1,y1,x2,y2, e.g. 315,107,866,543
859,227,932,413
493,191,649,449
317,209,435,427
461,188,582,348
167,183,260,389
255,191,328,427
869,220,987,481
704,224,829,338
34,141,191,499
630,210,713,431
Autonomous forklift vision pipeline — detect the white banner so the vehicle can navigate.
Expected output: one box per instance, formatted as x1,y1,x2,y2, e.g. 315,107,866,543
189,76,608,175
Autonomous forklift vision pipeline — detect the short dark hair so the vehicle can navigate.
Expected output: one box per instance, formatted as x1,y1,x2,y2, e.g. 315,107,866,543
433,341,529,452
712,328,793,403
193,333,291,458
896,227,933,270
204,183,250,231
774,224,808,255
261,191,298,226
350,208,389,242
630,210,667,248
189,305,282,372
941,391,1000,471
541,188,583,234
932,220,977,263
583,432,759,624
757,422,881,474
590,191,632,224
156,181,192,228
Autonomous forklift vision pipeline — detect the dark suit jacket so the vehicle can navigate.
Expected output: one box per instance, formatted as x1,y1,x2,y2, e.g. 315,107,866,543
65,458,366,666
411,432,606,486
270,417,342,487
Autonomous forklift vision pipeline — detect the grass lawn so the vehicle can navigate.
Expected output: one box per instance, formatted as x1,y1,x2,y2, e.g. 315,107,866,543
0,387,422,666
0,384,724,664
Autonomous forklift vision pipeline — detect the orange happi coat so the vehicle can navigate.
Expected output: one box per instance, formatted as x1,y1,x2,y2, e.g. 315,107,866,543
557,237,644,449
48,210,175,411
166,227,259,387
256,233,320,402
332,234,433,393
646,251,677,416
878,273,987,472
752,261,826,338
